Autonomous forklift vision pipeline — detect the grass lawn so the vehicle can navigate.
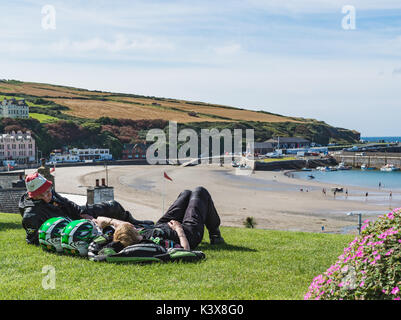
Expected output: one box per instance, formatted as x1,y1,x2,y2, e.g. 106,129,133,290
258,157,297,163
29,113,59,123
0,213,353,300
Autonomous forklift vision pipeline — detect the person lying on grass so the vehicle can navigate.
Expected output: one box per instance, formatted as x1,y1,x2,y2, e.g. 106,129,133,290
92,186,225,255
19,172,153,245
91,219,190,255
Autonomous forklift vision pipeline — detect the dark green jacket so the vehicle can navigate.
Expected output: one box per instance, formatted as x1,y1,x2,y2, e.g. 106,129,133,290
19,191,129,245
19,191,83,245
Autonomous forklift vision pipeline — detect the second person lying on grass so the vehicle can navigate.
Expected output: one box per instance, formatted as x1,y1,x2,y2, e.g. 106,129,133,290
93,186,225,253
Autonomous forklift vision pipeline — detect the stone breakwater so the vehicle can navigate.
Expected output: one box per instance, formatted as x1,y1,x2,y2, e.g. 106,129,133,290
333,152,401,168
254,158,337,171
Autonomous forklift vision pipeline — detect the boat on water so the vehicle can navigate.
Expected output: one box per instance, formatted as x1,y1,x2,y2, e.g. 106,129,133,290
317,166,336,172
301,167,312,171
380,164,400,172
337,162,352,170
361,164,376,170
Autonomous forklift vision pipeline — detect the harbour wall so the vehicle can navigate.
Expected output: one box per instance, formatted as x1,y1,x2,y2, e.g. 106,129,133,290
254,158,337,171
332,152,401,168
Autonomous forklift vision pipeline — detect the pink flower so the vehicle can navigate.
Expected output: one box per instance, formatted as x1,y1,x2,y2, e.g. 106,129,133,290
356,251,364,258
391,287,400,295
385,249,394,256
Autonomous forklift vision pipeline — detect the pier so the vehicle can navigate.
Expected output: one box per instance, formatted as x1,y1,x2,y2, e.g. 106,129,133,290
332,152,401,168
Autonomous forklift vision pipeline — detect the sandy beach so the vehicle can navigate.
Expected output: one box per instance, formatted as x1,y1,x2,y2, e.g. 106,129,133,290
27,164,401,235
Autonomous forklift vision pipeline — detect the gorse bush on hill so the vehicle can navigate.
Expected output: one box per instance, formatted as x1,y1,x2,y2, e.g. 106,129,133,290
305,208,401,300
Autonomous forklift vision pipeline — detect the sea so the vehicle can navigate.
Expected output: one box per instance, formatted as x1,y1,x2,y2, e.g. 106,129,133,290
293,136,401,209
361,136,401,143
294,136,400,190
294,169,401,191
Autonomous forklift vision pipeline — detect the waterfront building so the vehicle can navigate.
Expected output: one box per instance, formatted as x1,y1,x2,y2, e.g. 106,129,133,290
49,148,112,163
122,143,147,160
0,130,36,163
70,148,113,161
49,150,80,163
266,137,311,149
0,98,29,119
252,142,274,155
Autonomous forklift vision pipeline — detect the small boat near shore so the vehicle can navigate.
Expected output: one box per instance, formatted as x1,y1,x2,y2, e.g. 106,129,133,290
380,164,400,172
361,164,376,170
316,166,337,172
337,162,352,170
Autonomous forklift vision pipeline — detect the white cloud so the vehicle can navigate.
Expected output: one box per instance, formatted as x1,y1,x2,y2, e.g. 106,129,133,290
50,34,175,53
214,43,242,55
245,0,401,13
392,67,401,75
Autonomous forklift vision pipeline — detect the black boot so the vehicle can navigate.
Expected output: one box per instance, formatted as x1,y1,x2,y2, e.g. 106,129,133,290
209,228,225,245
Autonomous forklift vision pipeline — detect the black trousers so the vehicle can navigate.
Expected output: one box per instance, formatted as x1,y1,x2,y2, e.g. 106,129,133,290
156,186,221,249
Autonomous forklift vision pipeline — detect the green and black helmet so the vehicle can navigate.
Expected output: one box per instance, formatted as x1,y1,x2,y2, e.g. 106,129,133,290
61,219,101,256
38,217,71,253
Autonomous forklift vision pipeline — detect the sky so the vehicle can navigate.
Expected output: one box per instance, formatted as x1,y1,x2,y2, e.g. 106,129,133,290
1,1,401,136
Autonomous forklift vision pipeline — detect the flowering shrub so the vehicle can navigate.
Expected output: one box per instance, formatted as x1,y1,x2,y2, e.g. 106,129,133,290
305,208,401,300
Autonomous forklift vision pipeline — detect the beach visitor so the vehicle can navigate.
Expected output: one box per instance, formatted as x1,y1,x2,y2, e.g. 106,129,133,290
19,173,151,245
93,186,224,252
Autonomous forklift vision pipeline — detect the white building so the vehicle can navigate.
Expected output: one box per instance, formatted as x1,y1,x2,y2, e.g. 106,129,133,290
49,148,112,163
0,98,29,119
49,151,80,163
0,130,36,163
70,148,113,161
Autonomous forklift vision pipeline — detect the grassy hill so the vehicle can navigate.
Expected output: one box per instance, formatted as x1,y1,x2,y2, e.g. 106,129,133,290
0,79,360,152
0,212,353,300
0,80,304,123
